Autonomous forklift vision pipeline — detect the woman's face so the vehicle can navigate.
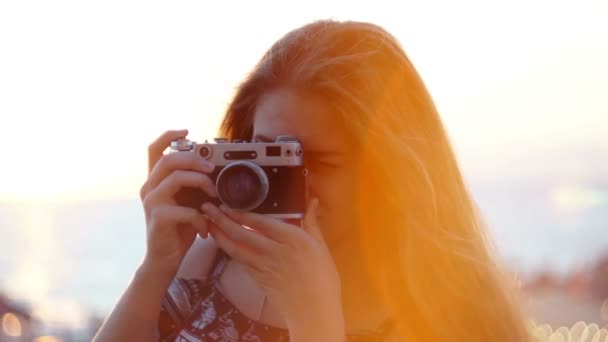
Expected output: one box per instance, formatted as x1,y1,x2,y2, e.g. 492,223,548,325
252,88,358,247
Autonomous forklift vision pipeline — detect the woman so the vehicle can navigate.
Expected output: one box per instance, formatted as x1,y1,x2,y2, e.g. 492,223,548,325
94,20,531,341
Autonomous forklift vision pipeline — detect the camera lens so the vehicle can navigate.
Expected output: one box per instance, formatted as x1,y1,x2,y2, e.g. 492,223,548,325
216,161,269,211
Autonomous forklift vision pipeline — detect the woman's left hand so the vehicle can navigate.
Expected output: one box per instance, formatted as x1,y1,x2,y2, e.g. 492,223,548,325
200,199,343,326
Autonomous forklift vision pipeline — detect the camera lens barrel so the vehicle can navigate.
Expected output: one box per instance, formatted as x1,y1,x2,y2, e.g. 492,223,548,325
216,161,269,211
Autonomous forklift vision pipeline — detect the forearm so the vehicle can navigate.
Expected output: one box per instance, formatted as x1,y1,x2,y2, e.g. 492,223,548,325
92,260,175,342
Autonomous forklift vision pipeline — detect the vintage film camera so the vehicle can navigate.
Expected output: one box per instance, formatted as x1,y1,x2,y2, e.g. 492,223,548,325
170,136,307,219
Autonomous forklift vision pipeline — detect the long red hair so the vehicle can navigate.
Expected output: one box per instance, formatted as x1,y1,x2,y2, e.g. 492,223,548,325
219,20,531,341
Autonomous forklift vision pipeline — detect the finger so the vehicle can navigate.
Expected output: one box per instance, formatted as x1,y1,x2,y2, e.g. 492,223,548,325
150,204,207,234
303,198,324,244
238,260,269,288
218,205,295,244
198,214,211,239
147,170,217,204
147,149,215,191
201,203,278,253
207,222,261,269
147,129,188,174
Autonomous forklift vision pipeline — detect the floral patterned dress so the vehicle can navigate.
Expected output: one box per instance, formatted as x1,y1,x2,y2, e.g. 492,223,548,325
157,250,394,341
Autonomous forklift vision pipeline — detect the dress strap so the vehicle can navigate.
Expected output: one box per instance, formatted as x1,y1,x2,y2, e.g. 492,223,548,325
208,248,230,282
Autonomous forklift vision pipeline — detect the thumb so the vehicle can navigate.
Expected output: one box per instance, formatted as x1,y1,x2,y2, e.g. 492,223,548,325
302,198,324,244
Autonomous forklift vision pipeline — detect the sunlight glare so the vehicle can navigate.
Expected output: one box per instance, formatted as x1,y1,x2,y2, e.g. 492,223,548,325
1,0,607,203
552,185,608,211
31,298,91,330
6,204,93,329
9,206,54,302
1,312,22,337
33,336,63,342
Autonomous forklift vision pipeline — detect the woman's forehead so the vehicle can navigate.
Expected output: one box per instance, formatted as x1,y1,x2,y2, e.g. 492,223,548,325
252,89,347,150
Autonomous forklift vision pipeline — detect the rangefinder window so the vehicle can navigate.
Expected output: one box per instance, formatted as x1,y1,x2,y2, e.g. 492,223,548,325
266,146,281,157
224,150,258,160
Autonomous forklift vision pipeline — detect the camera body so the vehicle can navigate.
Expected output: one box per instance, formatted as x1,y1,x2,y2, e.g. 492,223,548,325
170,136,307,219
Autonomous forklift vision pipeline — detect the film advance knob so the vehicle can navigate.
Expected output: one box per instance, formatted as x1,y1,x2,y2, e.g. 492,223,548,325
171,139,195,151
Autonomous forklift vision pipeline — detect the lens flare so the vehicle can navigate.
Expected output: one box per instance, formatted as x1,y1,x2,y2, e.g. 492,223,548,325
586,323,600,340
552,185,608,211
569,321,589,341
602,299,608,321
1,312,22,337
596,329,608,342
33,336,63,342
554,326,570,340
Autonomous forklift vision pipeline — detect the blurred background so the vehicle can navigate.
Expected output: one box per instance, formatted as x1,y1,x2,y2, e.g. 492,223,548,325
0,0,606,340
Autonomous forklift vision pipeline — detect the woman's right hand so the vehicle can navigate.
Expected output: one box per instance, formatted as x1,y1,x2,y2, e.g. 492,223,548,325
139,129,217,277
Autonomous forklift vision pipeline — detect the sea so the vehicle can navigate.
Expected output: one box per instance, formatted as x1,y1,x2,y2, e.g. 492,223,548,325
1,146,607,333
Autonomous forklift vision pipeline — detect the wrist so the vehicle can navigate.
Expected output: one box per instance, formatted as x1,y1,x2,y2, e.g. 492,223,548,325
138,255,179,288
97,258,177,327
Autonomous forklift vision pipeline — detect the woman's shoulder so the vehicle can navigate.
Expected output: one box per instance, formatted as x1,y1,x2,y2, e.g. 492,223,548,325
176,235,220,280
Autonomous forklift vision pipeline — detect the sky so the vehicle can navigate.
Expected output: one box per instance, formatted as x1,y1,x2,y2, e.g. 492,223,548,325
0,0,606,203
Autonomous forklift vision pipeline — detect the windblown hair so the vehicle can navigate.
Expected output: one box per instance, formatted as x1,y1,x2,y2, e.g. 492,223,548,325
219,20,530,341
